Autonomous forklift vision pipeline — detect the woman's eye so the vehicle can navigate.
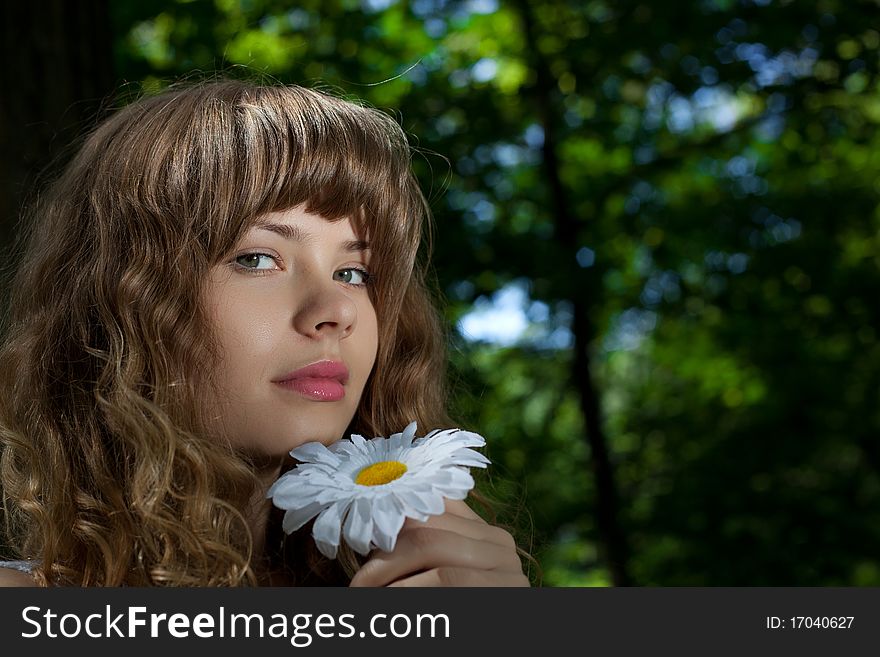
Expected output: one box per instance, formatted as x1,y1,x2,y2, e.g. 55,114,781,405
234,253,276,271
333,268,370,286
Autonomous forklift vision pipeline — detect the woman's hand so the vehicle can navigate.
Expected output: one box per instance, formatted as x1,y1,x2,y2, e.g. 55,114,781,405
349,498,530,587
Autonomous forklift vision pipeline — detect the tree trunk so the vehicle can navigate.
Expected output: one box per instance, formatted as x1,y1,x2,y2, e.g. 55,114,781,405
0,0,114,251
513,0,632,586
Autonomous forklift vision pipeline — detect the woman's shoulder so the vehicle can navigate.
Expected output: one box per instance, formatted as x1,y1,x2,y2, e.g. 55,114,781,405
0,560,38,587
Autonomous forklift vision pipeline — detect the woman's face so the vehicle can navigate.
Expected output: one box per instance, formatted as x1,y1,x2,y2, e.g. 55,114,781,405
203,206,378,456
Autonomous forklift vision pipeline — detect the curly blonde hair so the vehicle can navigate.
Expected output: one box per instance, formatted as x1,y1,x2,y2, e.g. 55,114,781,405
0,80,452,586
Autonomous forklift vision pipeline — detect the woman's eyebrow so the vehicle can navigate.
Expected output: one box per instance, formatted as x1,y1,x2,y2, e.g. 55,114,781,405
343,239,370,253
254,223,369,253
256,222,309,242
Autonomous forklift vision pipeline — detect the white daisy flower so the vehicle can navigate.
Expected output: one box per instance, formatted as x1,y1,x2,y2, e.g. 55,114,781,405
267,422,491,559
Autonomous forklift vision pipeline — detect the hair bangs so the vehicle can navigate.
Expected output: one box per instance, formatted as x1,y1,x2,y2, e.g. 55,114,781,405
181,84,424,283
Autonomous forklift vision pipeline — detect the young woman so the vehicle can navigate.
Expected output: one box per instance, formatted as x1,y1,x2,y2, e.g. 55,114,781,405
0,80,529,587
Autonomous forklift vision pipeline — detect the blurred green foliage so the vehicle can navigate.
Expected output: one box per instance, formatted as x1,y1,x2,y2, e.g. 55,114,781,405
105,0,880,585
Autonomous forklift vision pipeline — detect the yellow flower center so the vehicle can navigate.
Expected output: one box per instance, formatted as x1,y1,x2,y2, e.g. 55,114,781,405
355,460,408,486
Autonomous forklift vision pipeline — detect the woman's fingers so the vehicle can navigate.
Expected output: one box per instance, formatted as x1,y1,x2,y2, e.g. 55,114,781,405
351,501,528,586
350,527,517,587
388,566,531,587
349,496,529,588
401,506,517,550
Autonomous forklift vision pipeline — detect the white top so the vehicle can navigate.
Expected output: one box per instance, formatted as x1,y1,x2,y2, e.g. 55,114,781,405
0,560,35,573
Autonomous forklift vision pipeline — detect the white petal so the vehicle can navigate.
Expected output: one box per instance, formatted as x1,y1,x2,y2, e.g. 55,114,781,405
449,448,492,468
451,429,487,446
365,436,385,460
269,473,346,507
415,428,486,451
312,500,349,555
391,496,430,523
408,442,481,464
332,438,367,458
271,486,324,509
402,421,418,442
422,434,486,455
393,422,418,452
314,537,338,559
432,467,475,499
266,473,310,501
281,501,327,534
302,471,352,488
342,497,374,556
371,494,406,552
266,475,289,499
398,488,446,518
290,442,342,467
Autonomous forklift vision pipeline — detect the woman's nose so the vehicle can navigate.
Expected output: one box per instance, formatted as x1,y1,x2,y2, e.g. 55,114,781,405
292,277,357,340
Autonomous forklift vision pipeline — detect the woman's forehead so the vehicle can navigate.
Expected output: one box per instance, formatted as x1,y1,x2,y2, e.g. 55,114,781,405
246,207,371,246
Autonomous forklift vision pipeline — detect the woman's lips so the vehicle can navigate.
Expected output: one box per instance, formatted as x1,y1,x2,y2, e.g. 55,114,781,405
274,360,349,402
277,378,345,401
